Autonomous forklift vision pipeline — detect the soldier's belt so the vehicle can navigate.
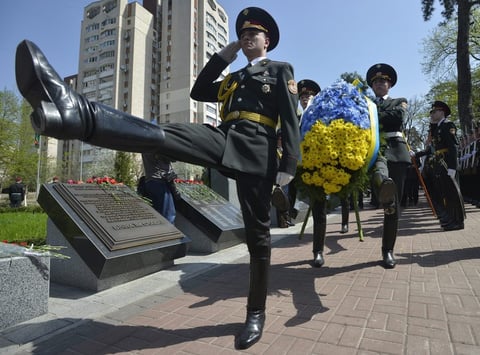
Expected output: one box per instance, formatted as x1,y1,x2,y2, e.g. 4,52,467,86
383,131,403,138
224,111,276,129
435,148,448,155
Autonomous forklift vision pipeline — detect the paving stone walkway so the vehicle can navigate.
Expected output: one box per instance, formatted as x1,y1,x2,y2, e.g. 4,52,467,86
1,193,480,354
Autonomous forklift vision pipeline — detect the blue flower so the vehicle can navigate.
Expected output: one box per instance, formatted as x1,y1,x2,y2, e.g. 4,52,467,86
300,80,370,138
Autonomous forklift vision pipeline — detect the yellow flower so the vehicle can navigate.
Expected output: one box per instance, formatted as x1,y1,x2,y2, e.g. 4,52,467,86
298,118,371,198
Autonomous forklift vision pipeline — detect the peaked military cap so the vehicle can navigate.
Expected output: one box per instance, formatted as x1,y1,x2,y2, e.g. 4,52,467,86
431,100,451,117
236,7,279,51
366,63,397,87
297,79,321,97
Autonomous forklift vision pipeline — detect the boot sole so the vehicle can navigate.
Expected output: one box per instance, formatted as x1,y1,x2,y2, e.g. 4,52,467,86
378,179,396,206
15,40,53,109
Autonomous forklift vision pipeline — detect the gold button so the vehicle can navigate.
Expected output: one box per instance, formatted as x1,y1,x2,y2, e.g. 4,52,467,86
231,111,240,118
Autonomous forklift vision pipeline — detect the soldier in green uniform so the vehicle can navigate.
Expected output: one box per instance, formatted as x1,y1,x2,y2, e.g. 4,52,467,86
367,63,411,269
15,7,299,350
426,101,464,230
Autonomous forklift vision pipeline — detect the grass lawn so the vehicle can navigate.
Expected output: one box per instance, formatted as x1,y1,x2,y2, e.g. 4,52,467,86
0,211,47,245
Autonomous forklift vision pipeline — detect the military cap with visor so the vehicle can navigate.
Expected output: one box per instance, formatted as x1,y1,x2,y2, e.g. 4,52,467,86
430,100,451,117
236,7,279,51
366,63,397,88
297,79,321,97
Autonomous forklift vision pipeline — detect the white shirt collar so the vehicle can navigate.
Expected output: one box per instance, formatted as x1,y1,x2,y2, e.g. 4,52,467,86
249,56,267,66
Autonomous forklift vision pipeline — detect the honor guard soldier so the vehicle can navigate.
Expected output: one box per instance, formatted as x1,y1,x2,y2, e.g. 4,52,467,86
367,63,411,268
15,6,299,350
427,101,465,230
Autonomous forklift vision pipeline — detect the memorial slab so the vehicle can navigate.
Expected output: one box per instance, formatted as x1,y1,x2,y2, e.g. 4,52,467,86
38,183,189,291
174,182,245,253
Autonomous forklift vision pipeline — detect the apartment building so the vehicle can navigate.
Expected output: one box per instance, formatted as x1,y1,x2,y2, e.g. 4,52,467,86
60,0,229,181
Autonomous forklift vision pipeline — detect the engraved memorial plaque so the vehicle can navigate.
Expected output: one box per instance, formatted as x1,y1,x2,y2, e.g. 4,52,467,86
173,182,245,252
175,182,244,233
53,183,181,251
38,183,189,290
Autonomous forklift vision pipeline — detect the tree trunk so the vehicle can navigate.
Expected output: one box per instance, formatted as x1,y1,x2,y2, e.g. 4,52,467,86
457,0,474,134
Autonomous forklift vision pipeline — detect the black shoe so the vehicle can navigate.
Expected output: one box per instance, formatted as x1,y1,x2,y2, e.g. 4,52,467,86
440,219,454,228
286,220,295,227
443,222,464,231
382,249,397,269
16,40,92,141
313,251,324,267
378,178,396,207
340,224,348,234
271,185,289,211
235,310,265,350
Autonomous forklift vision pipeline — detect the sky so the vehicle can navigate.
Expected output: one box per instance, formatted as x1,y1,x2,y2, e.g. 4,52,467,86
0,0,444,100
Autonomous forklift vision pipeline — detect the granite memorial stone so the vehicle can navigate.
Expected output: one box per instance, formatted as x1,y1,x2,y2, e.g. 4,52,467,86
174,181,245,253
38,183,189,291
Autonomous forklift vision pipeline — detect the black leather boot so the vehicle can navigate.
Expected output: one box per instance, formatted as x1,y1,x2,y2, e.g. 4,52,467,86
373,171,396,214
15,40,164,152
382,213,398,269
378,178,396,213
382,248,397,269
235,257,269,350
235,310,266,350
313,251,324,267
312,200,327,267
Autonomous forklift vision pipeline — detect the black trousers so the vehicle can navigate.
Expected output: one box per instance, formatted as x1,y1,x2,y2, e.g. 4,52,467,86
434,164,465,225
235,172,272,258
374,158,409,250
312,199,327,253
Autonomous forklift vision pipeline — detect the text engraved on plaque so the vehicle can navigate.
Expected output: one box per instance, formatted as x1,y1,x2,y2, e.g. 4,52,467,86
54,184,181,250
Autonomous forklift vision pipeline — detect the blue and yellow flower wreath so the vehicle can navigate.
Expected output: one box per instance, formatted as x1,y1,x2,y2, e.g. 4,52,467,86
296,80,379,240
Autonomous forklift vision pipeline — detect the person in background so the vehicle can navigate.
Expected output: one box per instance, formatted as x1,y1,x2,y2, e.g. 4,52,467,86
141,153,177,224
15,7,299,350
415,101,464,231
296,79,355,263
366,63,411,269
8,177,25,208
401,161,420,207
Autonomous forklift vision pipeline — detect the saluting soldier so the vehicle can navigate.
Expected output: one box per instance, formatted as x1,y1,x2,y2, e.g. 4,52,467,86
367,63,411,269
15,7,300,350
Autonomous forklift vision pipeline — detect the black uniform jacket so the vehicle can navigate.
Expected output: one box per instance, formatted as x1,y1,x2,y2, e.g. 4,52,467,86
377,96,411,164
190,53,300,179
432,119,459,170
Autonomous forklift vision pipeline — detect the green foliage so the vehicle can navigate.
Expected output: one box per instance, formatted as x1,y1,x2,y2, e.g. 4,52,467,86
340,71,369,94
0,92,39,190
114,151,135,188
0,210,47,245
421,0,456,21
0,90,21,184
420,1,480,133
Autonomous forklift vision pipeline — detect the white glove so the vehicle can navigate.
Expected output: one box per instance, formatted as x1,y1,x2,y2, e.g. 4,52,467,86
276,172,293,186
447,169,456,179
409,150,416,157
218,41,241,64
